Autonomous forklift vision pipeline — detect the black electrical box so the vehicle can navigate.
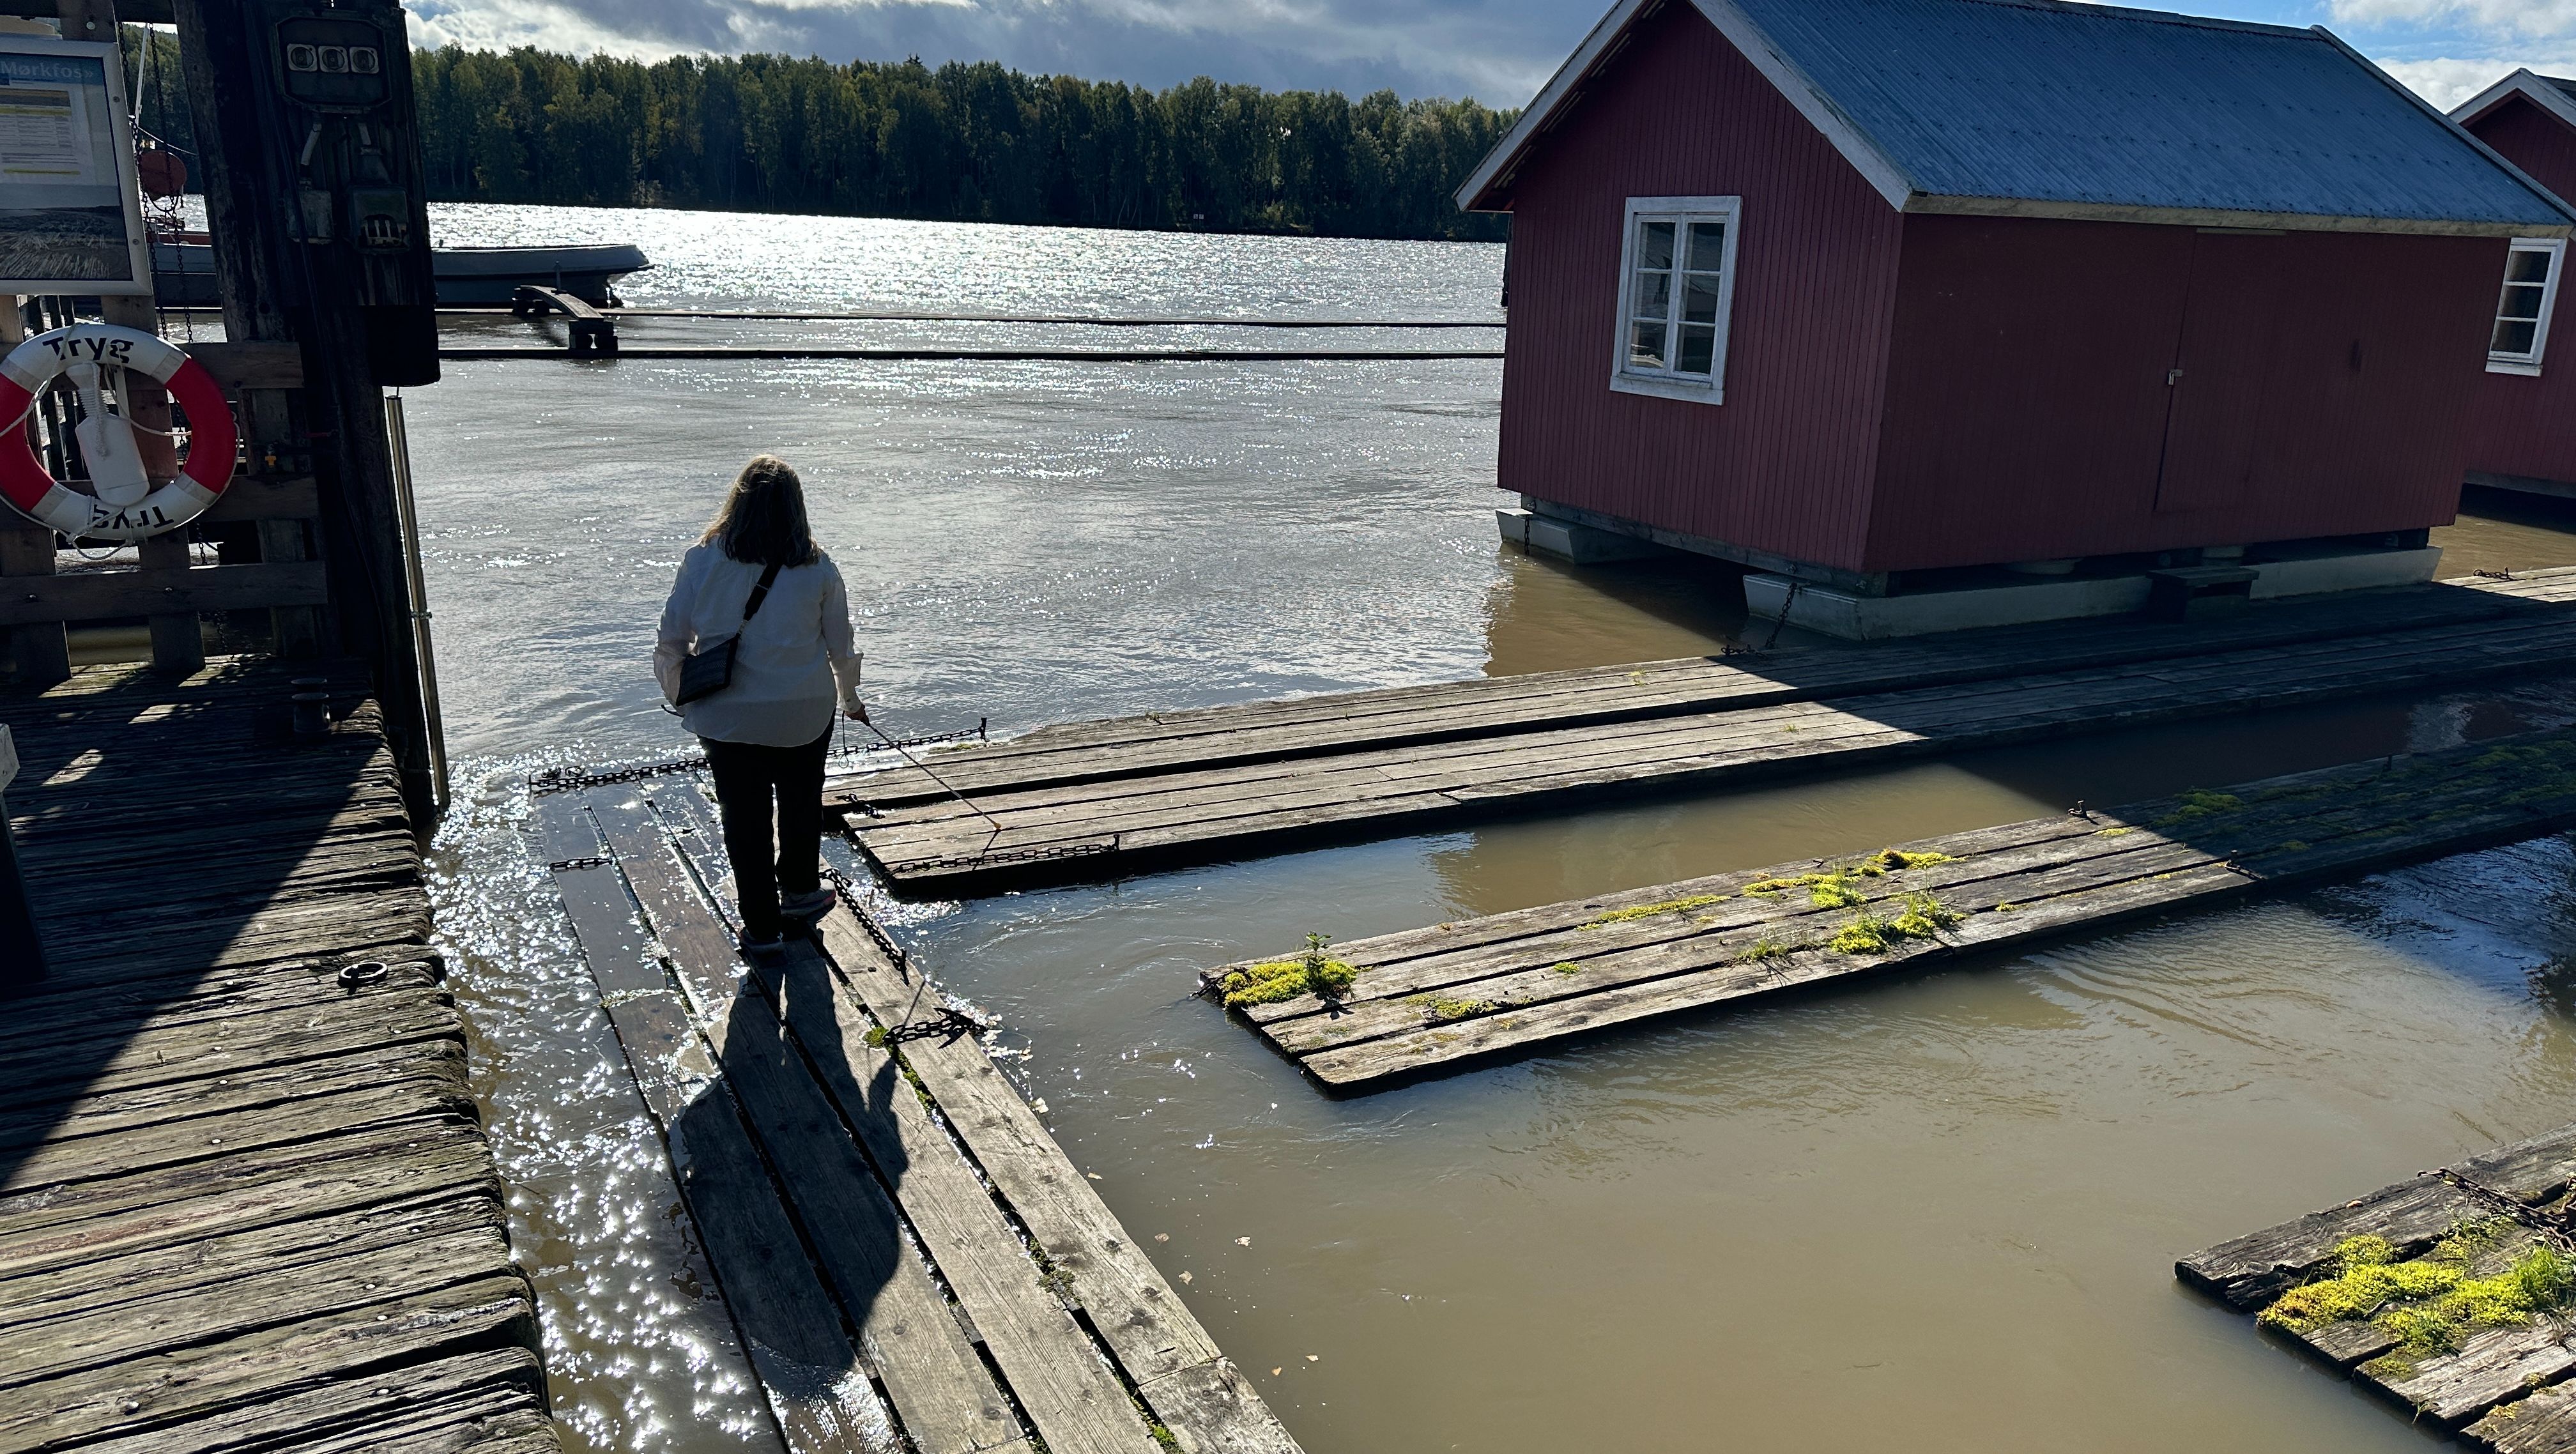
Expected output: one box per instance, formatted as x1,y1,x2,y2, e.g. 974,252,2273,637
246,0,439,386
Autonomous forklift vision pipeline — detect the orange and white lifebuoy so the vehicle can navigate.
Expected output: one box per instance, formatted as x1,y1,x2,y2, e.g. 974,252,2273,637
0,323,239,542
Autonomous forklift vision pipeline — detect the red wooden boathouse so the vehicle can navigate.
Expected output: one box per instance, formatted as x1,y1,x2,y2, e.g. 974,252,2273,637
2453,71,2576,500
1465,0,2576,636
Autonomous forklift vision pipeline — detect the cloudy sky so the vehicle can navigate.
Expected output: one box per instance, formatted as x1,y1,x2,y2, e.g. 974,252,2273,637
402,0,2576,112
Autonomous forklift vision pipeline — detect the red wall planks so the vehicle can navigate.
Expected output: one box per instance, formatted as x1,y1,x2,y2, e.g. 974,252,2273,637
1866,219,2494,572
2464,95,2576,488
1492,0,1905,567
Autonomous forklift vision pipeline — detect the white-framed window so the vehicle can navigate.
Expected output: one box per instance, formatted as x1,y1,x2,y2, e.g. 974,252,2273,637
2489,237,2566,376
1610,196,1742,405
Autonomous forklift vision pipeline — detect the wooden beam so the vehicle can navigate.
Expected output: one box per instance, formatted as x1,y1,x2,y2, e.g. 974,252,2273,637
0,561,327,627
185,342,306,392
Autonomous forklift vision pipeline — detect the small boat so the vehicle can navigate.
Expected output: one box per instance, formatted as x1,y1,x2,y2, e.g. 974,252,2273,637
148,238,652,308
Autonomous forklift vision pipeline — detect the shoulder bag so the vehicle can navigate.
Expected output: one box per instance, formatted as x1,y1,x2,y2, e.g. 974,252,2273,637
675,560,785,707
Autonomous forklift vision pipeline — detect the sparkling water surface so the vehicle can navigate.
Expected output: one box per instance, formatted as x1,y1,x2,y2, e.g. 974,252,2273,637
410,201,2576,1453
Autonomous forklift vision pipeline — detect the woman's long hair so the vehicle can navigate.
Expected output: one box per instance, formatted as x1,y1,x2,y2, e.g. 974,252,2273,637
701,454,818,567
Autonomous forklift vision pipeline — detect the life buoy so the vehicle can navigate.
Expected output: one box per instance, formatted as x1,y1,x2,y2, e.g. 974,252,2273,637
0,323,240,542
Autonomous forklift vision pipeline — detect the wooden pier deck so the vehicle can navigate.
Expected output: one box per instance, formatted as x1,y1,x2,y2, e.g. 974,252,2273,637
835,569,2576,894
531,774,1300,1454
0,659,556,1453
2177,1122,2576,1446
1199,725,2576,1091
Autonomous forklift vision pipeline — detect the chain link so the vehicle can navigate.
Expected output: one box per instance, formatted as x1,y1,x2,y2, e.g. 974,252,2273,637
2435,1167,2576,1257
903,839,1115,873
548,854,613,871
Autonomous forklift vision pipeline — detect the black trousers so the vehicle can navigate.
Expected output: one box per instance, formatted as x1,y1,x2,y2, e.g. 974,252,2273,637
700,726,831,942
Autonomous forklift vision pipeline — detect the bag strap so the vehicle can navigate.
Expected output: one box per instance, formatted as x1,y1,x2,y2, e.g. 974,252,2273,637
740,560,785,622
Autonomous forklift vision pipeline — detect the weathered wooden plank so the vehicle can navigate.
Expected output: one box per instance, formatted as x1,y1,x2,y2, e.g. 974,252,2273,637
0,1274,538,1451
183,340,305,390
0,560,330,627
832,570,2576,809
590,789,1025,1454
0,1117,498,1280
539,793,898,1454
848,605,2576,891
2366,1319,2576,1427
1217,727,2576,1089
595,788,1164,1454
2469,1378,2576,1453
0,991,463,1119
73,1347,553,1454
0,1193,500,1333
753,945,1161,1454
0,1226,518,1390
594,988,899,1454
806,905,1303,1454
0,1035,461,1158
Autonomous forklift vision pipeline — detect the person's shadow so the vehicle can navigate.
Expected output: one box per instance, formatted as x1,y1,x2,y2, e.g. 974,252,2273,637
661,937,916,1422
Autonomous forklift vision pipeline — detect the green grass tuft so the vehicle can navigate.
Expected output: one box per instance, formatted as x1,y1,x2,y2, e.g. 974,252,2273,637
2154,789,2244,828
1218,932,1358,1008
1582,893,1729,928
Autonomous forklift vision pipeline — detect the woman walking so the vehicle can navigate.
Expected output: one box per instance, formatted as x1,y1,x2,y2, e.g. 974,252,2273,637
656,455,865,960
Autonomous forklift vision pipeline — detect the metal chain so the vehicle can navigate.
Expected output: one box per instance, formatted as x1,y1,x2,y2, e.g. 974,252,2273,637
534,723,988,799
548,854,612,871
821,865,992,1042
532,755,708,796
1759,578,1804,652
2435,1167,2576,1257
903,839,1114,873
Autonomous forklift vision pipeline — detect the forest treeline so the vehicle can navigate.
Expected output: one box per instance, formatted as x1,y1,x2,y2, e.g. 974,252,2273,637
132,33,1515,241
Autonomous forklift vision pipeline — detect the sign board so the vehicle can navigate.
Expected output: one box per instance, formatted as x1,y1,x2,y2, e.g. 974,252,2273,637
0,37,150,295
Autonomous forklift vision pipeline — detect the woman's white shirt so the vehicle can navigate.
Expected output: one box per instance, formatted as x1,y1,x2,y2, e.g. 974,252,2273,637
654,543,863,747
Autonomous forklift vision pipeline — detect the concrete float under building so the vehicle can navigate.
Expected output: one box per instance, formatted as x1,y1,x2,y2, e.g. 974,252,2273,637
1462,0,2576,638
2452,70,2576,502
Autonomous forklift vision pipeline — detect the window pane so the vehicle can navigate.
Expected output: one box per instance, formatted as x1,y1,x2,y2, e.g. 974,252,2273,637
1636,220,1674,271
1687,222,1726,272
1630,321,1667,368
2508,249,2554,285
1682,275,1723,325
2500,282,2548,323
1676,325,1717,375
1632,269,1670,319
2495,318,2540,356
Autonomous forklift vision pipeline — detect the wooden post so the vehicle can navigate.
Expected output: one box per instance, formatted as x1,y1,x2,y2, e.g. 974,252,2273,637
0,300,69,686
172,0,438,820
0,726,41,988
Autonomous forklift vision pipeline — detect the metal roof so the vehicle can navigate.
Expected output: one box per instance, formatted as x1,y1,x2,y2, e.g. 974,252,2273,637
1460,0,2576,236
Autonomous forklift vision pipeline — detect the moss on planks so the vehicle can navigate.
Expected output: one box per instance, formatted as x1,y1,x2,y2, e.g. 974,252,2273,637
2260,1220,2576,1381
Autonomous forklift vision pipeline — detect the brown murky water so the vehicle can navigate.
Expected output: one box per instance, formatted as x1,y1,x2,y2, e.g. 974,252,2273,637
415,203,2576,1453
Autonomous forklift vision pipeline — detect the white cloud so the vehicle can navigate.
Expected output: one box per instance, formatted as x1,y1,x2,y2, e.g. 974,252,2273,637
2377,54,2576,107
2333,0,2576,42
399,0,1578,102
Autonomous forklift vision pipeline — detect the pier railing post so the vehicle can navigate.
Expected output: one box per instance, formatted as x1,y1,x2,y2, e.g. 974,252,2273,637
0,727,42,988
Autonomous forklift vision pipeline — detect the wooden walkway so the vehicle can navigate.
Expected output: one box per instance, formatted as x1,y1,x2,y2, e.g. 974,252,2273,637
836,569,2576,894
531,775,1300,1454
2178,1122,2576,1446
1200,726,2576,1090
0,659,557,1453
